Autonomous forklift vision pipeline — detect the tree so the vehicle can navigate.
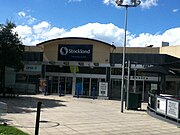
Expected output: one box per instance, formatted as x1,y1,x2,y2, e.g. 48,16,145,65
0,21,24,96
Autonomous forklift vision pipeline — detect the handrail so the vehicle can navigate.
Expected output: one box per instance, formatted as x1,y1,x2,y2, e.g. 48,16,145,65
147,94,180,125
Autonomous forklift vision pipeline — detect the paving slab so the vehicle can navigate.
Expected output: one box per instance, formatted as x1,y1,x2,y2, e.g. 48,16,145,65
0,94,180,135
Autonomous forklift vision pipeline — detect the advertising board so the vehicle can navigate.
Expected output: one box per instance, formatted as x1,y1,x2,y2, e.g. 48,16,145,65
58,44,93,61
167,100,179,119
99,82,108,97
156,97,166,114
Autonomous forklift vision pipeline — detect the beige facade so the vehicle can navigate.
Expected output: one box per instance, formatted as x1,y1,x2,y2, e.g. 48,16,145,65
160,45,180,58
36,38,115,64
21,38,180,99
114,47,159,54
25,39,180,60
25,46,43,52
114,45,180,59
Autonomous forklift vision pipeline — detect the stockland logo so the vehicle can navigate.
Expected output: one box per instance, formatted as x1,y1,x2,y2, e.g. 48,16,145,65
60,47,68,55
59,46,91,56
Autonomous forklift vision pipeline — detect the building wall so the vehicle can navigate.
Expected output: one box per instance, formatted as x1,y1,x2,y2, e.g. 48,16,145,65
160,45,180,58
114,47,159,54
25,46,43,52
114,46,180,60
39,38,113,64
21,39,180,98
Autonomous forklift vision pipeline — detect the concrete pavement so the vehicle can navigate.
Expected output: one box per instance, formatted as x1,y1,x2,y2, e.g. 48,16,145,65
0,94,180,135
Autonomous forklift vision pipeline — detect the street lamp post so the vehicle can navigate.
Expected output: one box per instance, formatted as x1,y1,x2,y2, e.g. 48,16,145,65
115,0,141,113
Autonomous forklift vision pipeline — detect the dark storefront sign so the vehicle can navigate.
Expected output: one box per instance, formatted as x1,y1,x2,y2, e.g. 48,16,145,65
58,44,93,61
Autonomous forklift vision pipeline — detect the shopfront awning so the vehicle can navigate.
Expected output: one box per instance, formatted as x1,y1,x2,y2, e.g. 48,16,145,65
138,66,176,75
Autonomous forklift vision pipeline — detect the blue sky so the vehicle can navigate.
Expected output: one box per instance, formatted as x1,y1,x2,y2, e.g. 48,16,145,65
0,0,180,47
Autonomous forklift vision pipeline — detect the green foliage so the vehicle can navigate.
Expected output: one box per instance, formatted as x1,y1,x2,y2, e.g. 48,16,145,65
0,20,24,71
0,20,25,92
0,125,28,135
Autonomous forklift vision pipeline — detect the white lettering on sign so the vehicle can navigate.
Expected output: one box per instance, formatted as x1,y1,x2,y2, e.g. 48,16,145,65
60,47,91,56
99,82,108,97
68,49,91,54
167,100,179,119
24,65,41,72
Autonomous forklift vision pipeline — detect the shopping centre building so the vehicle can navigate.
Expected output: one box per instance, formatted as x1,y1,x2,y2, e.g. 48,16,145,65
3,37,180,101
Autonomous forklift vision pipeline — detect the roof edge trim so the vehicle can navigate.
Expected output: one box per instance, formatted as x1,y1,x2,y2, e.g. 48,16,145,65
36,37,116,48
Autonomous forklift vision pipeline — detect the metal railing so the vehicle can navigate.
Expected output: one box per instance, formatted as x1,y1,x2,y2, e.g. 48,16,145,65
148,94,180,125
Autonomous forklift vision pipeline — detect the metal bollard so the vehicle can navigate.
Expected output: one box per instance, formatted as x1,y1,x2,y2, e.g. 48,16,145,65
35,101,42,135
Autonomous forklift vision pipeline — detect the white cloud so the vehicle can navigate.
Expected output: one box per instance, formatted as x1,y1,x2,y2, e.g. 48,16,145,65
26,15,37,24
18,11,26,17
13,25,33,45
18,10,37,24
140,0,158,9
68,0,82,2
103,0,116,5
129,27,180,47
162,27,180,46
43,27,66,39
172,9,179,13
61,23,126,45
129,33,162,47
14,20,180,48
103,0,158,9
33,21,51,34
14,21,66,45
14,25,32,38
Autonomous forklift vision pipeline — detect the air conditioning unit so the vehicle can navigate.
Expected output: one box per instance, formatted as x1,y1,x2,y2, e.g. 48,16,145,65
49,61,55,65
94,63,99,66
110,63,115,67
78,62,84,66
63,62,69,66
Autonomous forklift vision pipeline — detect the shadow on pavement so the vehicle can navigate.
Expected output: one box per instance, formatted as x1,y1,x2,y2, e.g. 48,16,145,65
0,95,66,114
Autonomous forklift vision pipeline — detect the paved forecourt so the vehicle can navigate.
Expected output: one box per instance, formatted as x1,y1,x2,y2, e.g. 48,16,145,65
1,94,180,135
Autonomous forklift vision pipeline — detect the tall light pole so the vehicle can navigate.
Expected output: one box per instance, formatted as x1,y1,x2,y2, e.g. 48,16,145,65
115,0,141,113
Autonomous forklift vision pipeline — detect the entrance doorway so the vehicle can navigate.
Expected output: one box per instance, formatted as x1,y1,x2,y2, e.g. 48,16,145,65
91,78,98,97
47,76,72,95
75,77,105,97
52,76,58,93
59,77,72,95
110,79,121,100
75,77,90,97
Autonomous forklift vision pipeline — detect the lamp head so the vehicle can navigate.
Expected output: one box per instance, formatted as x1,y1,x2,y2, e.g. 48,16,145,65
115,0,123,6
131,0,141,6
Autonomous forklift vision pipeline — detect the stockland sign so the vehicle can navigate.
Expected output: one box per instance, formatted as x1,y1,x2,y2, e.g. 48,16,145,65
58,44,93,61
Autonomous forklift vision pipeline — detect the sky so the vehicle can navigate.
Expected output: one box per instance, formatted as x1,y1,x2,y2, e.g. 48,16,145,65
0,0,180,47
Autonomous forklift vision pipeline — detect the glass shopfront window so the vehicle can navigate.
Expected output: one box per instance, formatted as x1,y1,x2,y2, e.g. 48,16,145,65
77,67,106,74
111,68,121,75
166,81,177,95
83,78,90,96
110,79,121,100
29,75,40,84
46,65,71,73
16,74,27,83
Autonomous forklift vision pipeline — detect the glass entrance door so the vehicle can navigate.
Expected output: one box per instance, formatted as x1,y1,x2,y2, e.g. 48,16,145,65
91,78,98,97
59,77,65,95
52,76,58,94
83,78,90,96
110,79,121,100
66,77,72,94
75,77,91,97
76,77,83,96
59,77,72,95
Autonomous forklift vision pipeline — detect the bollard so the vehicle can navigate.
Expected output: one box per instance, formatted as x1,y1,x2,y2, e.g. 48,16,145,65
77,85,79,98
35,101,42,135
92,86,95,100
44,86,48,96
59,81,62,96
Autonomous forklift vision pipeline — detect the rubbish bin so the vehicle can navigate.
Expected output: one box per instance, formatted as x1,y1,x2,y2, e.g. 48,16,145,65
127,92,142,110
